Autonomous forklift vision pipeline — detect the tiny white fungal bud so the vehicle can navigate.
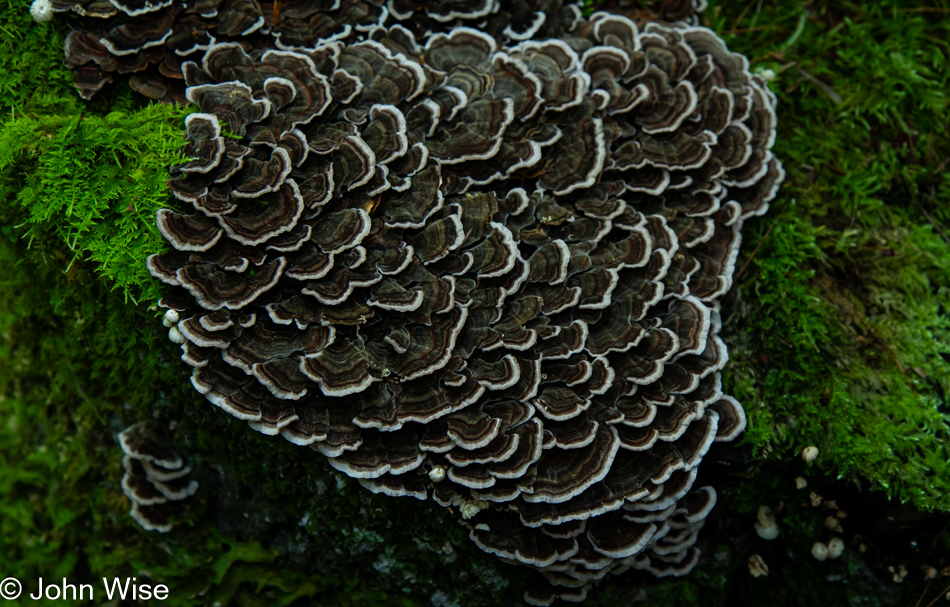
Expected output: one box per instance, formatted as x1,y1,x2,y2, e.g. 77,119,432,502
758,68,777,82
795,476,808,490
811,542,829,561
30,0,54,22
827,537,845,559
748,554,769,577
168,326,185,344
754,505,779,540
802,446,819,463
428,466,446,483
163,309,180,327
756,525,779,541
825,515,843,534
892,564,907,583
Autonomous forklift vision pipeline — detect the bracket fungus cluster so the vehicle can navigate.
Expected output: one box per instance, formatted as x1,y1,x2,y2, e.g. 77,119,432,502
49,0,781,602
52,0,704,102
118,422,198,533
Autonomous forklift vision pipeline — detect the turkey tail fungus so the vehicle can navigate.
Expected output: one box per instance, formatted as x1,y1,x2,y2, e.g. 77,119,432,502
51,1,782,602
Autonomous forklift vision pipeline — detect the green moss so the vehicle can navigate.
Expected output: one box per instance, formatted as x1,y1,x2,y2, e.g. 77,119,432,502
0,108,189,303
706,0,950,512
0,0,78,114
0,0,188,304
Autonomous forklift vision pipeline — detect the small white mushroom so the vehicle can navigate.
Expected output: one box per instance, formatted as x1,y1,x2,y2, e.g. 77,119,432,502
168,326,185,344
795,476,807,490
811,541,829,561
428,465,446,483
801,446,819,463
827,537,845,559
748,554,769,577
891,564,907,583
825,515,843,534
754,505,779,540
162,309,180,328
30,0,53,22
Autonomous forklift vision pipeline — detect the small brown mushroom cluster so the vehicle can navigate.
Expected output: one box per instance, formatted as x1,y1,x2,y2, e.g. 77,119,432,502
141,12,781,602
52,0,703,103
118,422,198,533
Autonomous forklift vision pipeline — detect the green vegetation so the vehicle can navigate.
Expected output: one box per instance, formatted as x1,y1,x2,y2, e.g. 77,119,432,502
0,0,948,606
0,108,186,302
707,0,950,511
1,0,184,303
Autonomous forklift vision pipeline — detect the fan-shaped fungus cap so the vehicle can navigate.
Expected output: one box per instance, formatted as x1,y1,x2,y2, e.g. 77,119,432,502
118,422,182,469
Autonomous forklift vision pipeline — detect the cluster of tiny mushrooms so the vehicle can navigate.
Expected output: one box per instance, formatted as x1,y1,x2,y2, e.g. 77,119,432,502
45,0,784,602
749,446,847,579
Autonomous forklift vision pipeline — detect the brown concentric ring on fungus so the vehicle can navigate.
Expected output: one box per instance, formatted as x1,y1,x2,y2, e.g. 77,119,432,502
118,422,182,469
177,256,287,311
142,458,193,482
156,209,223,251
121,457,169,506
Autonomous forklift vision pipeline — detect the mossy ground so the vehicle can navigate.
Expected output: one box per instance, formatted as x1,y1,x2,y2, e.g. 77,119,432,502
711,0,950,514
0,0,948,605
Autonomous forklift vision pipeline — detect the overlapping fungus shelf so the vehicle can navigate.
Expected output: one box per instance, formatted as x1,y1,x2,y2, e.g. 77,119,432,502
118,422,198,533
56,0,706,101
51,2,782,603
